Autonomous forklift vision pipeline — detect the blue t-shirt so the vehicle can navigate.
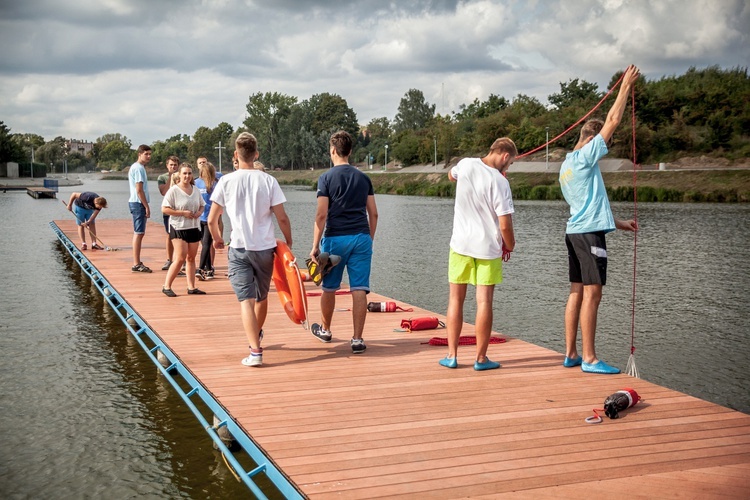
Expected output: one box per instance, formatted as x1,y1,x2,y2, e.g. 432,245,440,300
195,173,222,222
317,164,374,237
559,134,615,234
128,162,150,204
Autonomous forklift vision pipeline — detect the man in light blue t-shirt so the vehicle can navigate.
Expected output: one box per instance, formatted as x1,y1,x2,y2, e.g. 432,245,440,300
128,144,152,273
558,65,640,375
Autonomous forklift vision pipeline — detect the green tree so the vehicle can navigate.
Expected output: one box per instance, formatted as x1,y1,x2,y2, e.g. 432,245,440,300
309,92,359,138
394,88,435,132
151,134,190,167
366,117,393,141
548,78,601,110
93,133,133,170
189,122,234,172
244,92,297,168
0,121,25,163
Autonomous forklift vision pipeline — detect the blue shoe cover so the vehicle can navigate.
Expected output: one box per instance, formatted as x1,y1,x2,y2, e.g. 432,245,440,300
439,357,457,369
474,358,500,371
581,360,620,374
563,355,583,367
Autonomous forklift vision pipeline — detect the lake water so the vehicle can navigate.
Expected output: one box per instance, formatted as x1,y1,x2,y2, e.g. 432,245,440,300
1,176,748,497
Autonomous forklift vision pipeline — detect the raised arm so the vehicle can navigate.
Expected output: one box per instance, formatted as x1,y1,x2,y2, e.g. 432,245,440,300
600,65,640,143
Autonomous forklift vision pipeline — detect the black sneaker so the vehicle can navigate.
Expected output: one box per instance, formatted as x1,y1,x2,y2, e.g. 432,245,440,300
310,323,332,343
206,270,215,280
131,262,152,273
162,260,172,271
351,338,366,354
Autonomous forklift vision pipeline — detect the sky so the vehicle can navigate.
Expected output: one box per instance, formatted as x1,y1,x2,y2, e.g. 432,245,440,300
1,0,748,146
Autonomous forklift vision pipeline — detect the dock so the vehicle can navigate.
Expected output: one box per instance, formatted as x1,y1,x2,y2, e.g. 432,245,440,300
51,219,750,498
27,186,57,199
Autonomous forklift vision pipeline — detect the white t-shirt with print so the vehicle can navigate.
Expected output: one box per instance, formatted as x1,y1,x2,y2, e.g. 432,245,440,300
162,184,205,231
449,157,514,260
210,169,286,251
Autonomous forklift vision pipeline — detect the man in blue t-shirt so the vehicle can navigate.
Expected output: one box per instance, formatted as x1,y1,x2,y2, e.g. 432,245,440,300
558,65,640,375
309,130,378,354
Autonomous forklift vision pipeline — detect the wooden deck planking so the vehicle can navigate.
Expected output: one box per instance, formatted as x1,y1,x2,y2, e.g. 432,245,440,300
54,219,750,498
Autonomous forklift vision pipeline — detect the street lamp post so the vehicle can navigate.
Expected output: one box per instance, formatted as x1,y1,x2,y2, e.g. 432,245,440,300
545,127,550,171
215,141,226,173
30,147,34,179
434,136,437,170
384,144,388,171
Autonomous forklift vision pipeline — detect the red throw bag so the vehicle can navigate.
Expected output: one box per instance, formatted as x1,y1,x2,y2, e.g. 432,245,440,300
400,317,445,332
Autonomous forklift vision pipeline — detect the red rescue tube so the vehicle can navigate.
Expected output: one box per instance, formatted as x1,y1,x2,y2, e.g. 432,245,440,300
272,240,308,325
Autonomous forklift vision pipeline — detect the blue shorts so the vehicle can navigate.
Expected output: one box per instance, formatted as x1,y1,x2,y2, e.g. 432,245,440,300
73,205,94,226
227,247,275,302
321,233,372,293
129,202,147,234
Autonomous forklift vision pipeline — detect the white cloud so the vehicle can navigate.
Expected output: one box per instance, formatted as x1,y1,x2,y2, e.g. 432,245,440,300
0,0,747,145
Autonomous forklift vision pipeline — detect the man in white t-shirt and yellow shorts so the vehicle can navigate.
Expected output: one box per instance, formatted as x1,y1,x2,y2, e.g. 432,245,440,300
439,137,517,371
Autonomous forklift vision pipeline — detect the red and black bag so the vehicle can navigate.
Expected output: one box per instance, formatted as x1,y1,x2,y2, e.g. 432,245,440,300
400,316,446,332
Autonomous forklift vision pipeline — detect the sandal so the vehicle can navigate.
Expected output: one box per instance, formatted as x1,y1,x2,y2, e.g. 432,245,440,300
187,288,206,295
162,288,177,297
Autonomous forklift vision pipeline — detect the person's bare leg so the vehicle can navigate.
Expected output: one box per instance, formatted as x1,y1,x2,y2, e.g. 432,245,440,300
255,299,268,330
474,284,495,362
239,298,261,349
320,291,335,331
164,239,186,290
78,224,86,246
185,242,199,289
351,290,367,340
565,282,584,359
132,233,144,265
580,284,603,364
445,283,467,359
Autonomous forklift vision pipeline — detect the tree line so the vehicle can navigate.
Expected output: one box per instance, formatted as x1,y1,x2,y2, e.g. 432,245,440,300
1,65,747,173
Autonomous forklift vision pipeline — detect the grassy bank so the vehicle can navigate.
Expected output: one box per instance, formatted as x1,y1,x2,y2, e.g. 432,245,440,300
272,169,750,203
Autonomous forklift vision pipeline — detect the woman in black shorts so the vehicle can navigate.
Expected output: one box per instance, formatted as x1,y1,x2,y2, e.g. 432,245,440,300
161,163,206,296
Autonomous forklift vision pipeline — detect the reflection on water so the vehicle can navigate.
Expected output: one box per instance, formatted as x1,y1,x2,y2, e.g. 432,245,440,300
1,176,748,497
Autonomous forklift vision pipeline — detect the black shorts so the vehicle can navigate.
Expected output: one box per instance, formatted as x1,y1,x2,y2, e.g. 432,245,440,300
566,231,607,286
169,226,202,244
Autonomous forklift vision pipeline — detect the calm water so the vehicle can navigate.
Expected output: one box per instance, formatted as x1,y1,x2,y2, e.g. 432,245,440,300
1,176,749,497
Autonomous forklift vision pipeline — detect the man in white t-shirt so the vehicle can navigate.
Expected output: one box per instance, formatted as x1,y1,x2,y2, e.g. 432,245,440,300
439,137,517,371
207,132,292,367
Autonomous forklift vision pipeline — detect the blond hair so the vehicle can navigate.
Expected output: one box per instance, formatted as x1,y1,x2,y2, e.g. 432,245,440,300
489,137,518,157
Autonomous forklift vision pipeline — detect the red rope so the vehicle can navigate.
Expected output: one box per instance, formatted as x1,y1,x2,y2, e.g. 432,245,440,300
630,86,638,356
517,71,627,159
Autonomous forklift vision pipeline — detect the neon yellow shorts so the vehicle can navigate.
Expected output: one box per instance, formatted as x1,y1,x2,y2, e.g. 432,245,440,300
448,249,503,286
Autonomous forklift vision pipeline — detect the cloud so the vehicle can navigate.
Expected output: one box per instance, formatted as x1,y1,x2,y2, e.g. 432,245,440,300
0,0,747,145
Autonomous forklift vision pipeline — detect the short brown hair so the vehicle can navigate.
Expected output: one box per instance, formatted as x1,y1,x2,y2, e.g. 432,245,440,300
167,155,179,165
94,196,108,209
489,137,518,157
580,119,604,141
330,130,353,158
235,132,258,163
137,144,151,154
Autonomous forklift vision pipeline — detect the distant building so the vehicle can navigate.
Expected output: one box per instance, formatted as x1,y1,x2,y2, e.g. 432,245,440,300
66,139,94,156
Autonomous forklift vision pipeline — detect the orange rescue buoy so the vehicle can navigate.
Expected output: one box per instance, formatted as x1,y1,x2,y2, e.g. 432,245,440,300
272,240,308,325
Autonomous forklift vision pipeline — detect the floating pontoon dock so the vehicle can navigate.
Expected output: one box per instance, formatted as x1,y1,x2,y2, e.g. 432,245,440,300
51,219,750,498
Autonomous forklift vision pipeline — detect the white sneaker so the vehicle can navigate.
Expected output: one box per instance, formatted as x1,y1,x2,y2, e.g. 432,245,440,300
241,349,263,367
